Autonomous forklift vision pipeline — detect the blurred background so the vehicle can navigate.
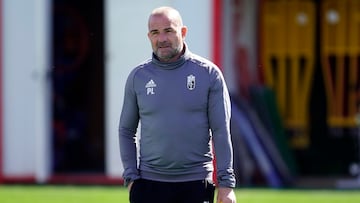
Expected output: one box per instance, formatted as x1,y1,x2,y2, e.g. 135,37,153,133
0,0,359,189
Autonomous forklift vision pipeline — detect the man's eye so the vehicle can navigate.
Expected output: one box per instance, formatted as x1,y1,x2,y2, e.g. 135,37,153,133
150,30,159,35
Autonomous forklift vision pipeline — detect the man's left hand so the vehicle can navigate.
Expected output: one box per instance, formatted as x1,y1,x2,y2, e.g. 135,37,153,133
216,187,236,203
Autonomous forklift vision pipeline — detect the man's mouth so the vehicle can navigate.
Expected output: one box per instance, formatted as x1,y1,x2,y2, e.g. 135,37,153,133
158,43,170,49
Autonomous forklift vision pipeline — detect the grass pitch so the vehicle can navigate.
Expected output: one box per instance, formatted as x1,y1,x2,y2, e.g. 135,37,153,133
0,185,359,203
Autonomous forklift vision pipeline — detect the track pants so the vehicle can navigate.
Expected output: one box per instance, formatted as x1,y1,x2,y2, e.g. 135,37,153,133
129,179,215,203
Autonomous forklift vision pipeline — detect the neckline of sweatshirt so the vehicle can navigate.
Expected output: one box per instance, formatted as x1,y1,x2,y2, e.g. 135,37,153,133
151,43,190,70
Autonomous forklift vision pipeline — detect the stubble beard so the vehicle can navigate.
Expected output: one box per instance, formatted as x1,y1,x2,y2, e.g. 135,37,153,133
156,45,182,62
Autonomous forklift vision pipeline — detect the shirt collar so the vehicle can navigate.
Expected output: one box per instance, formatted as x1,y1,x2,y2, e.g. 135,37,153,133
151,43,190,70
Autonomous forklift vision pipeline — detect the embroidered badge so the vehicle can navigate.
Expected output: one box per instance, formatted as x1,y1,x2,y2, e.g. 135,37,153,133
187,74,195,90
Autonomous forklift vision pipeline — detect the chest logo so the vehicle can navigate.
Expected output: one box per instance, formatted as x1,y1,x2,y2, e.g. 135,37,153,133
145,79,157,95
187,74,196,90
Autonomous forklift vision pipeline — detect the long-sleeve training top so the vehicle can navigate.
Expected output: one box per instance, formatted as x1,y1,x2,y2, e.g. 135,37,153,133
119,44,236,188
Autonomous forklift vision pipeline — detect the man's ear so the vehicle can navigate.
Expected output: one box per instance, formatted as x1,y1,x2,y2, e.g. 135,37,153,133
181,26,188,38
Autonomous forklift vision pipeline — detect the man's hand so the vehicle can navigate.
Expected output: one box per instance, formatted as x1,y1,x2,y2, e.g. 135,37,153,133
216,187,236,203
127,181,134,191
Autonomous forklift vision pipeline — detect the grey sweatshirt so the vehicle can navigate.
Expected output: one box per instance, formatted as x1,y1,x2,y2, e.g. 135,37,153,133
119,45,235,188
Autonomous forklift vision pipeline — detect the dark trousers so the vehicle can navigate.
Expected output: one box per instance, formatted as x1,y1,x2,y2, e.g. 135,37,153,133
129,179,215,203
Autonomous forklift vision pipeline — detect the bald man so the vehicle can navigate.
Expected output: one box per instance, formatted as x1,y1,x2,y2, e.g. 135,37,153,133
119,6,236,203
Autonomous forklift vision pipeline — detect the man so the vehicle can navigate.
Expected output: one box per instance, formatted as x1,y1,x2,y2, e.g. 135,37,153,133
119,6,236,203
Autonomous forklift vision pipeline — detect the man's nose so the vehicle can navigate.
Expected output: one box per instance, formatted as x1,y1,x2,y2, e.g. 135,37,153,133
158,32,167,42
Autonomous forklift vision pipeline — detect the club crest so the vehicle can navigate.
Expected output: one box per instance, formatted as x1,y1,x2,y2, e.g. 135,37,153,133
187,74,195,90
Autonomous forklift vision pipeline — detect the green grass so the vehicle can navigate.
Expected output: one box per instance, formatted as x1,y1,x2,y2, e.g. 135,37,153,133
0,185,359,203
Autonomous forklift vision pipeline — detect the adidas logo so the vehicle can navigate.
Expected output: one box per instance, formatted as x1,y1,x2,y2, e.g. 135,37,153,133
145,79,156,95
145,79,157,88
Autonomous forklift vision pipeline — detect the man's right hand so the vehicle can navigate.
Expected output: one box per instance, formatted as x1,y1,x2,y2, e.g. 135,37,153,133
127,181,134,191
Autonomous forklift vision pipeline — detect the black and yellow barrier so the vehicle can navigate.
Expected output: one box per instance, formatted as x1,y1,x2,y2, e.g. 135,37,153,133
321,0,360,128
262,0,315,148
